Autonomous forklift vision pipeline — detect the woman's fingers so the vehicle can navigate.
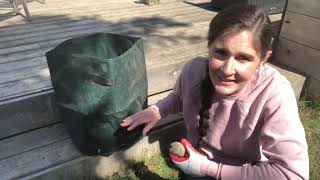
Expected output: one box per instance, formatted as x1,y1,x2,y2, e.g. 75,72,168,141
126,115,148,131
120,116,134,127
142,121,156,135
120,107,160,133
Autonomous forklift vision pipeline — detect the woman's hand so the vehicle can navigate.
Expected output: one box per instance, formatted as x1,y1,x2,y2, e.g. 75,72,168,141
169,139,221,178
120,106,161,135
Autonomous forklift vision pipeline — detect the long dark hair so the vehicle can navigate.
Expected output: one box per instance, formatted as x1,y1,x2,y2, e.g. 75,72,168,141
198,4,273,141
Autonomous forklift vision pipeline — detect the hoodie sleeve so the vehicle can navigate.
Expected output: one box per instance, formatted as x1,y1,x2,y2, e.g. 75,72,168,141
220,77,309,180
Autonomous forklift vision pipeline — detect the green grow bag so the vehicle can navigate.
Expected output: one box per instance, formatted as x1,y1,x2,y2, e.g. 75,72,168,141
46,33,147,156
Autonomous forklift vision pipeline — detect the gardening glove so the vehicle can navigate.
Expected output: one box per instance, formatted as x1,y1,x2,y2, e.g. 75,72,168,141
169,138,220,178
120,105,161,135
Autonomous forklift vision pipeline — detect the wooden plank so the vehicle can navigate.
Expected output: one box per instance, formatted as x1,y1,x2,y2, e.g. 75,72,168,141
4,11,211,44
274,37,320,80
0,63,49,84
0,29,208,86
1,43,205,86
0,0,210,33
18,0,208,16
287,0,320,18
0,123,68,160
0,49,44,64
0,42,207,101
305,77,320,97
0,116,185,179
0,75,52,102
0,0,142,27
0,19,102,43
0,93,58,139
148,60,184,95
0,24,104,49
0,139,81,179
36,19,208,52
0,43,40,56
0,56,46,73
270,64,306,100
24,120,186,180
281,11,320,50
146,41,208,66
0,12,213,50
148,90,172,105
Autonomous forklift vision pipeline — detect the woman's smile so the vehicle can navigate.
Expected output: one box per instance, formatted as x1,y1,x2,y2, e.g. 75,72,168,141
215,73,236,86
208,30,270,96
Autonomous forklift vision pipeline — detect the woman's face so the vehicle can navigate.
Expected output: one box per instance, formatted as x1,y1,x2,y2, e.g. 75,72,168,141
208,30,270,96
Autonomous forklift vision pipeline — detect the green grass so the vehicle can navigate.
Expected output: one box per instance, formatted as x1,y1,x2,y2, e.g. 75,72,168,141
64,152,180,180
299,96,320,180
109,152,180,180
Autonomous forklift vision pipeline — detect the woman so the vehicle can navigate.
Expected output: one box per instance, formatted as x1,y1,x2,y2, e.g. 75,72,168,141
121,4,309,180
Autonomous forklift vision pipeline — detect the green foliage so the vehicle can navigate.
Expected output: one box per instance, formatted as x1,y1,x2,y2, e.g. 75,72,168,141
110,153,180,180
299,95,320,180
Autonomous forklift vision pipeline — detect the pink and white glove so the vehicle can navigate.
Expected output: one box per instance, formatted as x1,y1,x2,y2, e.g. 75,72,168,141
169,139,222,178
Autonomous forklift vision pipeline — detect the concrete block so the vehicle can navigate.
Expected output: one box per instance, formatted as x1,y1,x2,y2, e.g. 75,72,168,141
305,77,320,97
270,64,306,100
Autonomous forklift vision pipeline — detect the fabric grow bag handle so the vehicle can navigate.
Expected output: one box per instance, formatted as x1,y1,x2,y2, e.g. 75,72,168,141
85,73,122,86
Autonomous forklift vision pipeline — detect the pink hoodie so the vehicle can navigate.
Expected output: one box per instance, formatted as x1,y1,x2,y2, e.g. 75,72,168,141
156,57,309,180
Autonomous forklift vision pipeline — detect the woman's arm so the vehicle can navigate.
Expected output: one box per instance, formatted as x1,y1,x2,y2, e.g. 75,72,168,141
220,82,309,180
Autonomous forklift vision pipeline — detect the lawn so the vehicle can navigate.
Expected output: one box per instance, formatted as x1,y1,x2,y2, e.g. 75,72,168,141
109,153,180,180
299,96,320,180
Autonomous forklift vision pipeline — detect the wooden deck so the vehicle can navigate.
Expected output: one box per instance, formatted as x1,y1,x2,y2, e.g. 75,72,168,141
0,0,215,178
0,0,219,103
0,0,301,179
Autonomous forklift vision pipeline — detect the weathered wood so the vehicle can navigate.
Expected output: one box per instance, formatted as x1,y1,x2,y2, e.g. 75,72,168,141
0,123,68,160
148,90,172,105
274,37,320,80
0,97,184,180
0,31,208,101
0,56,46,73
0,43,40,56
270,63,306,100
0,63,49,84
0,0,211,31
0,50,44,64
0,19,102,43
0,138,81,179
0,75,52,102
281,11,320,51
0,13,213,50
287,0,320,18
305,77,320,97
0,93,58,139
146,41,208,67
0,115,185,180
